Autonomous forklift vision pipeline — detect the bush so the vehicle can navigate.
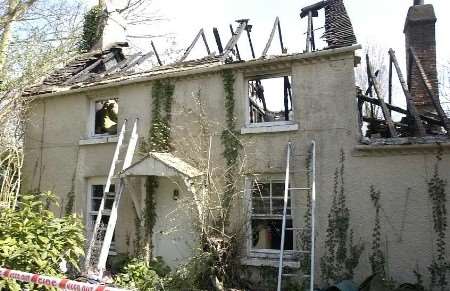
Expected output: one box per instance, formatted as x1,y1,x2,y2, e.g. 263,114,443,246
114,257,170,290
0,192,85,290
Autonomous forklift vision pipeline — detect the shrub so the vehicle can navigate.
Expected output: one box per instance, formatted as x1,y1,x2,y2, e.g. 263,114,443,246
0,192,85,290
114,257,170,290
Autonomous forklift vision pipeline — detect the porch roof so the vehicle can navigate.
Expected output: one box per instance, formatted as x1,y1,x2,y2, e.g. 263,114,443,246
120,152,203,178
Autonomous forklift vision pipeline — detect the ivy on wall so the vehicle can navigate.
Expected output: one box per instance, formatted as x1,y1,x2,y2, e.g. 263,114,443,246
140,79,175,262
427,149,449,290
220,69,241,225
299,146,313,278
79,5,105,52
320,149,364,285
369,185,386,276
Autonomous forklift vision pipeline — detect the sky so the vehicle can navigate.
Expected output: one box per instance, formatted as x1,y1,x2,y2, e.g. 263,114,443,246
86,0,450,110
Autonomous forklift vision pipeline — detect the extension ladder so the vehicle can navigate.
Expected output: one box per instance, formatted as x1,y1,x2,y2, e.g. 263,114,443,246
83,118,139,279
277,141,316,291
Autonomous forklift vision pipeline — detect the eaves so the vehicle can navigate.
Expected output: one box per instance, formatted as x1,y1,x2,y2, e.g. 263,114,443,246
31,44,361,99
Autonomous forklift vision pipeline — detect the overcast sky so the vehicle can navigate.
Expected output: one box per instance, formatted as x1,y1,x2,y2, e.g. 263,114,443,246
86,0,450,109
85,0,449,61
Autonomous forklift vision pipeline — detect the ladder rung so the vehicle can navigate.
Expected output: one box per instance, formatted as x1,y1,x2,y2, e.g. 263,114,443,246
285,227,310,231
282,273,297,277
287,250,310,254
288,187,311,191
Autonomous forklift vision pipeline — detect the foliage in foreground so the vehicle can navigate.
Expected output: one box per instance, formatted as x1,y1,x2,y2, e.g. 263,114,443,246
114,252,219,291
0,192,85,290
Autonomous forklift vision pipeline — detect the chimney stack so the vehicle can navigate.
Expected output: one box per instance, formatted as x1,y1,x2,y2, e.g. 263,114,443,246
404,2,438,113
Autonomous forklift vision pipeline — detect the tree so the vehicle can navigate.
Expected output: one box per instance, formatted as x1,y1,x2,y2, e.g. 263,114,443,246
0,0,84,209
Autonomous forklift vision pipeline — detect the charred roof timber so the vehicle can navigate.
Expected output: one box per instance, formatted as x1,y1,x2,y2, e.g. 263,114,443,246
25,1,359,96
414,0,424,5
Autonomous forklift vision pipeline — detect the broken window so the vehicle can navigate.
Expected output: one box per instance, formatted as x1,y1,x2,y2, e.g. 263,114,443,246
248,76,293,124
250,178,293,252
89,183,116,254
93,99,118,136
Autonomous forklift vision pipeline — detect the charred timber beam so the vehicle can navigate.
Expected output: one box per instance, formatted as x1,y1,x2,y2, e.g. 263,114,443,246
366,54,398,137
213,28,224,54
300,0,326,18
357,94,444,126
262,17,280,57
151,41,163,66
389,49,426,136
229,24,241,60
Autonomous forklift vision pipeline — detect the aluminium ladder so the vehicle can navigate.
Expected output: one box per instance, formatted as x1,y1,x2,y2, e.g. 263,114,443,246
83,118,139,279
277,141,316,291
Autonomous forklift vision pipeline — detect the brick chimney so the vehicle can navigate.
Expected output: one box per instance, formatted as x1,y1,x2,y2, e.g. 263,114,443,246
404,1,438,113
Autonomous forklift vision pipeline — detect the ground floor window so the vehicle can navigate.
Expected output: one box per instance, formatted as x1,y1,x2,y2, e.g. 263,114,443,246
249,178,294,253
88,181,116,254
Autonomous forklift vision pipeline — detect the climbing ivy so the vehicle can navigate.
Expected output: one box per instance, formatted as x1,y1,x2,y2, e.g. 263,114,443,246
427,149,449,290
220,69,241,224
79,5,105,52
299,146,313,276
320,149,364,284
369,185,386,276
140,79,175,263
145,80,175,153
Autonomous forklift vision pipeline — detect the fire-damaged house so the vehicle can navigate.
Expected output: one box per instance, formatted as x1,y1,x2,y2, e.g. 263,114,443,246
21,0,450,289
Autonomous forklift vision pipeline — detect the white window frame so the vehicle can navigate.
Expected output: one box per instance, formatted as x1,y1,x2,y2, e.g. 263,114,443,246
244,176,297,260
88,97,119,138
243,73,297,131
86,177,117,255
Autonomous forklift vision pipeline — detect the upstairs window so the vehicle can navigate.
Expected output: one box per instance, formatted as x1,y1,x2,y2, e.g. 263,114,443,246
92,98,118,136
248,76,293,124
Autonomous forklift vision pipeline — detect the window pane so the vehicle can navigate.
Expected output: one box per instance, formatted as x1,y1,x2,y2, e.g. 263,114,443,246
272,198,291,215
92,185,104,198
252,219,293,250
94,99,118,135
252,197,270,215
252,182,270,197
272,182,285,197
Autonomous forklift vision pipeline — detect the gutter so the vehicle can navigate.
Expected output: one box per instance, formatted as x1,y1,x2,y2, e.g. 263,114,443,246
33,44,361,99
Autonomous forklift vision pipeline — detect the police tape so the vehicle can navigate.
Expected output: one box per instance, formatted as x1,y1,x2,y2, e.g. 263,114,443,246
0,267,128,291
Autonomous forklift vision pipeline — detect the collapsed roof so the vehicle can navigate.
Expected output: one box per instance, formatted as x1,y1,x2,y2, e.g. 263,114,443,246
24,0,357,97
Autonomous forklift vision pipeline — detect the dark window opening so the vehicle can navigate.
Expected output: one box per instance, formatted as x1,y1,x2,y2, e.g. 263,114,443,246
248,76,293,124
94,99,118,135
250,179,293,251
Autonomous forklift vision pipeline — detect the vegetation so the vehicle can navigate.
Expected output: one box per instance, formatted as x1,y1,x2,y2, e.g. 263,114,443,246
427,150,449,290
0,192,85,290
221,69,241,225
320,150,364,285
79,5,105,52
139,79,175,262
369,185,386,276
114,257,169,290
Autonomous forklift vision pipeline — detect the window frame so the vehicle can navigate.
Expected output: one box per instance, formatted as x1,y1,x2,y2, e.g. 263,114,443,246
244,176,297,260
88,97,119,138
244,73,296,129
86,177,117,255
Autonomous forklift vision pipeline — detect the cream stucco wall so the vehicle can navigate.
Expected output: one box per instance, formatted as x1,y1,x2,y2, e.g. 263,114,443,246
22,48,450,285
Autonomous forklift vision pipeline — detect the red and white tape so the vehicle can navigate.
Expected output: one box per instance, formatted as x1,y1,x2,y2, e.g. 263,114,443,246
0,268,128,291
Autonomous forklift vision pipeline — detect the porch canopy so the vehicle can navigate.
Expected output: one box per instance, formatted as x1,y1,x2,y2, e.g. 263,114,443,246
120,152,203,178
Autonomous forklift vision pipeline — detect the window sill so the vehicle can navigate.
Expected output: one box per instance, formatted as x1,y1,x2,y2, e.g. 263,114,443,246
241,122,298,134
241,256,300,268
79,136,118,146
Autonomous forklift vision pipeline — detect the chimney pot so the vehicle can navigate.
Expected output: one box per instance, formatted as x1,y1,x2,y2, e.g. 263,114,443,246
414,0,424,5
